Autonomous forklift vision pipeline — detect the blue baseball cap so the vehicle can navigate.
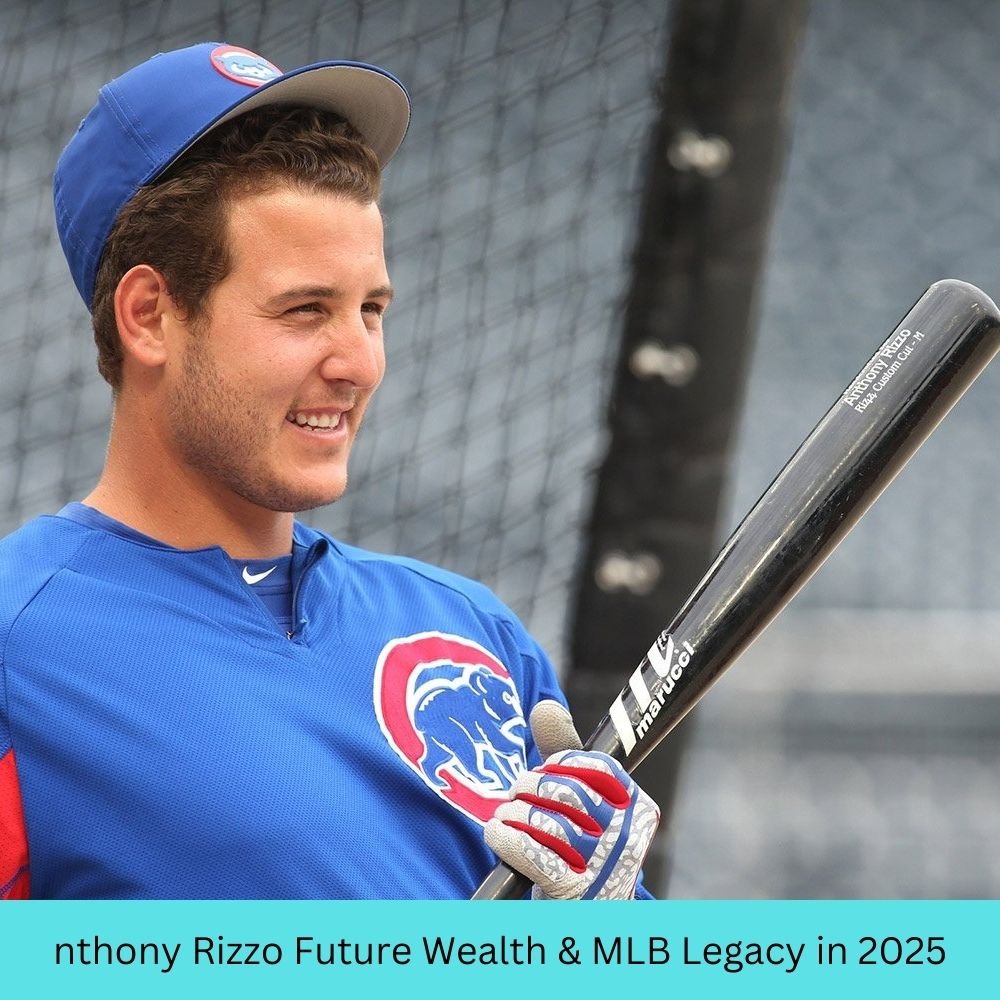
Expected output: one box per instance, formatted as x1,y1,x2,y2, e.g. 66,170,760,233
53,42,411,306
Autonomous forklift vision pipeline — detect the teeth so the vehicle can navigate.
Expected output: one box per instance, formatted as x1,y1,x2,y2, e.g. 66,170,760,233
288,412,340,430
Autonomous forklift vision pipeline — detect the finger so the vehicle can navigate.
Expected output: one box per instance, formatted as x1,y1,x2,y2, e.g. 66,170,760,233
508,758,607,812
538,757,630,808
495,793,603,839
484,814,584,897
528,699,583,759
505,760,622,842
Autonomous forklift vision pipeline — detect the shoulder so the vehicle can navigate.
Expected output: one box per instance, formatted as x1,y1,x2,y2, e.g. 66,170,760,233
300,523,519,623
349,544,514,616
0,515,95,632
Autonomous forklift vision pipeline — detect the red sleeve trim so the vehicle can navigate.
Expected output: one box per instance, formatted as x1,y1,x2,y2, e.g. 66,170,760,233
0,749,30,899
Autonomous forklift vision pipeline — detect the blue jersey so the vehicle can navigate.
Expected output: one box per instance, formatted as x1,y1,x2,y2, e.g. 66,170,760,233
0,504,567,899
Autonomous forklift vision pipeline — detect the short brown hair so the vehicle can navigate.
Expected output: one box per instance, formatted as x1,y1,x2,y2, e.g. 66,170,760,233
90,106,382,389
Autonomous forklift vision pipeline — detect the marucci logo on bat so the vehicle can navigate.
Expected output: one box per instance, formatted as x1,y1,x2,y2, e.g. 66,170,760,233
609,631,696,755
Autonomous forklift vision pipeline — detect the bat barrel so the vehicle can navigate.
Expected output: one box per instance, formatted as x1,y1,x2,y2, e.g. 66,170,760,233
473,279,1000,900
595,278,1000,769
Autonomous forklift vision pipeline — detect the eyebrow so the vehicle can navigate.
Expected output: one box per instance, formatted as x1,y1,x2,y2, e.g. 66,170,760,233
265,284,395,308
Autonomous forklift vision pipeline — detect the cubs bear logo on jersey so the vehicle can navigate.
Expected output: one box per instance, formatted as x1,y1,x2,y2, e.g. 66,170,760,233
374,632,527,824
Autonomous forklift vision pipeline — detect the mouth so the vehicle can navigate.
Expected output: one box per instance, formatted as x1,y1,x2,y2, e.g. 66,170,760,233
285,409,347,433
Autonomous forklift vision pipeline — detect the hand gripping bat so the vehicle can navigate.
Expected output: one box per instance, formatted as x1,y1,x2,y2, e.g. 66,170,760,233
473,278,1000,899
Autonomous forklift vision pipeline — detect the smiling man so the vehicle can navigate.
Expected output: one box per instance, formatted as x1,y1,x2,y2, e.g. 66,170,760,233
91,184,390,553
0,42,658,900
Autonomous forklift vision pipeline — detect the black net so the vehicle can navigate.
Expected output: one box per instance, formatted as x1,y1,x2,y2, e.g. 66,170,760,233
0,0,671,667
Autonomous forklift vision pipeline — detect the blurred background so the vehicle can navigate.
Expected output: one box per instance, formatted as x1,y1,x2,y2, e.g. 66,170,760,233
2,0,998,897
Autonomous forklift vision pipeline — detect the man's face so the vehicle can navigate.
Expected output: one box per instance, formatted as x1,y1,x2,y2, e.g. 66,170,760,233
163,185,391,514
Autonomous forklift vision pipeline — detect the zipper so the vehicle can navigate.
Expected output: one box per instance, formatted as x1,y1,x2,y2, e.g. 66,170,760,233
287,537,328,641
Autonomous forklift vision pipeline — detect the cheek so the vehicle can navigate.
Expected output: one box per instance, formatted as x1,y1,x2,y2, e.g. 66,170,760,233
234,349,297,394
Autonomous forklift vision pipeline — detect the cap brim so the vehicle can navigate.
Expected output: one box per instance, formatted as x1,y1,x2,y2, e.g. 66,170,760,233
166,60,410,174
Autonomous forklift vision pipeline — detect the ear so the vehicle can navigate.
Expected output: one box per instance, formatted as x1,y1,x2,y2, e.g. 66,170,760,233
113,265,179,371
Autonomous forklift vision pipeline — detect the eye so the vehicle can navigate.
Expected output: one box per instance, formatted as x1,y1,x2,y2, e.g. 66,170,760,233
361,301,386,317
287,302,323,315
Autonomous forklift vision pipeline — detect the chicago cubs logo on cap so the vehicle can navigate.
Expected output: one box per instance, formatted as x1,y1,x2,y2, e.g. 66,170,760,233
374,632,527,824
210,45,281,87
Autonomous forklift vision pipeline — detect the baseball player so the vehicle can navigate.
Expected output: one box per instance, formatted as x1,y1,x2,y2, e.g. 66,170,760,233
0,43,658,900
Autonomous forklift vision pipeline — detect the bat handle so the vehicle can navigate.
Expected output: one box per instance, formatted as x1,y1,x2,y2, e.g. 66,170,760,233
470,860,532,900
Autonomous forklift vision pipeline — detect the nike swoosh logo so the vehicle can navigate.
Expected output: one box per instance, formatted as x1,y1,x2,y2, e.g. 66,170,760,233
242,565,277,585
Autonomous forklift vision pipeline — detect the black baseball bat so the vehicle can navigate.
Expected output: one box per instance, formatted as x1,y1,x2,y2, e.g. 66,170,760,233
472,278,1000,900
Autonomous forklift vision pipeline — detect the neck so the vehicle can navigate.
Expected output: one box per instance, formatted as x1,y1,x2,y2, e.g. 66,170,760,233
86,404,295,559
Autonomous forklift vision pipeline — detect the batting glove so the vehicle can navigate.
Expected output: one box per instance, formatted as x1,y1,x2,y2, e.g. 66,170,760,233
484,699,659,899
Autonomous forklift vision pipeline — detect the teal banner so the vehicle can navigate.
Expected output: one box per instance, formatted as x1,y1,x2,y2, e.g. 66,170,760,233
0,900,990,998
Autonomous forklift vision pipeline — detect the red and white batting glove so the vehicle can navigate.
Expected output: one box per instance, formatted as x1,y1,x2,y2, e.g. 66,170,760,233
484,700,659,900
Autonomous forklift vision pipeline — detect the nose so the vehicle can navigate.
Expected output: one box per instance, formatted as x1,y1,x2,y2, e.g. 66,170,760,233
318,315,384,390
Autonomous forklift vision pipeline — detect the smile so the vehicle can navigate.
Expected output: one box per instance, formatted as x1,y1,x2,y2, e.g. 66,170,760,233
286,411,345,432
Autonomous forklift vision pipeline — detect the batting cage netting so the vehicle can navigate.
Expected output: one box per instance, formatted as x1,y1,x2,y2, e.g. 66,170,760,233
2,0,999,898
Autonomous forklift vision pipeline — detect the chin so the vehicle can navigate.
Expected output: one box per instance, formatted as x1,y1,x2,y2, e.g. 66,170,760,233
245,474,349,515
286,476,350,513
